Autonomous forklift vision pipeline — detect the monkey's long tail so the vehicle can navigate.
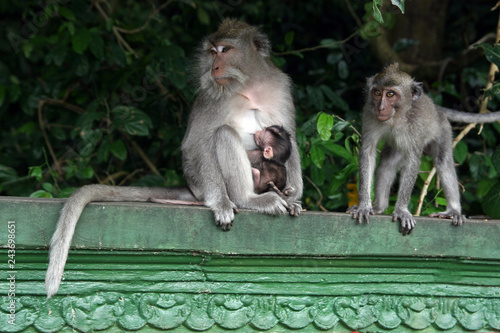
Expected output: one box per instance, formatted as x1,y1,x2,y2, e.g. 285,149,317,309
45,184,196,298
440,106,500,123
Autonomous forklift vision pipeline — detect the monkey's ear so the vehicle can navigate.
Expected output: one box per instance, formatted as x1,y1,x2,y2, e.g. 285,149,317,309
263,146,274,159
253,32,271,58
411,82,423,100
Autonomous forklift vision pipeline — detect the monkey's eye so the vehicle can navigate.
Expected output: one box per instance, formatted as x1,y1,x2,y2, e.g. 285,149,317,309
210,47,217,55
386,91,395,98
373,90,381,96
221,46,231,53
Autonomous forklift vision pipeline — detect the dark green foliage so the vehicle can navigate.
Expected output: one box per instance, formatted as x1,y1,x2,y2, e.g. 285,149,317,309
0,1,498,218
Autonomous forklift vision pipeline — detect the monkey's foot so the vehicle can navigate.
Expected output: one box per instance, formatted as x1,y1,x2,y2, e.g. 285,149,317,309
392,209,415,236
347,204,374,224
429,211,466,226
287,200,302,217
211,201,239,231
244,192,288,216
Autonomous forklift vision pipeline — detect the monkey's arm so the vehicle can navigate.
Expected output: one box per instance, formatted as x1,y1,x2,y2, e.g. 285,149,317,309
391,150,421,235
439,106,500,123
283,137,303,216
348,132,378,223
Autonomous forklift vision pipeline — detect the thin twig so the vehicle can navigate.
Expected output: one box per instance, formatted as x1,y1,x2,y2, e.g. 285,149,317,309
275,31,358,56
345,0,363,28
305,175,328,212
38,100,62,175
115,0,175,34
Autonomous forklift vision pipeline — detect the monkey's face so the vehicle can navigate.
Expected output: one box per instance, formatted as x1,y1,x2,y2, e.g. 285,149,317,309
210,44,235,85
371,88,401,122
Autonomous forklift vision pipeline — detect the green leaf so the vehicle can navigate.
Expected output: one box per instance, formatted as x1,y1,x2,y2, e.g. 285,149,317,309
316,113,333,141
197,7,210,25
59,7,76,21
45,42,67,66
492,145,500,173
306,86,325,111
453,141,468,165
161,45,187,89
29,166,43,181
476,43,500,68
328,163,357,194
42,182,54,192
81,165,94,179
89,33,105,60
372,0,384,23
72,27,91,54
320,85,349,112
435,197,447,206
110,140,127,161
337,60,349,80
112,106,153,136
310,143,326,169
483,183,500,218
484,82,500,99
391,0,405,13
30,190,53,198
322,142,354,162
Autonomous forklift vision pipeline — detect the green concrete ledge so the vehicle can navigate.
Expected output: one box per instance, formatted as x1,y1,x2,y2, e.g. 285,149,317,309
0,196,499,332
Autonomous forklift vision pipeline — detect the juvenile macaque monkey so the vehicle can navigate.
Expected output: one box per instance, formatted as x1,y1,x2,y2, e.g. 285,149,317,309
348,63,500,235
45,19,303,298
247,125,292,196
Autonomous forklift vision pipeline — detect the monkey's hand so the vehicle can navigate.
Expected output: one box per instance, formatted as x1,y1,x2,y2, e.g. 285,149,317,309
429,210,466,226
211,200,239,231
392,208,416,236
347,204,374,224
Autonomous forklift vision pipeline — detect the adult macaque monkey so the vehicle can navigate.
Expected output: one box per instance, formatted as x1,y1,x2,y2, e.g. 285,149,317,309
348,63,500,235
46,19,303,298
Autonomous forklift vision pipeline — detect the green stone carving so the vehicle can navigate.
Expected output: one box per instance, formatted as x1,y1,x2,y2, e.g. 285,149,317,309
1,294,500,332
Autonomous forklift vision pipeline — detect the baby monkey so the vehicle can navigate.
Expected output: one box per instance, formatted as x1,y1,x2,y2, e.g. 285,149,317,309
247,125,293,197
150,126,293,206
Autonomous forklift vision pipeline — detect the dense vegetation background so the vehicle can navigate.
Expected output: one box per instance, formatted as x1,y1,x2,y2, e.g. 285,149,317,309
1,0,500,218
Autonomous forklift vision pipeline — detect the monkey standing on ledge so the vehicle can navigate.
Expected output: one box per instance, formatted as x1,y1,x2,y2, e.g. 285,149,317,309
348,63,500,235
45,19,303,298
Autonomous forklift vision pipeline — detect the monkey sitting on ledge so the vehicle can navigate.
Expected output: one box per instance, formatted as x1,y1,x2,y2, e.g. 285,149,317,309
348,63,500,235
45,19,303,298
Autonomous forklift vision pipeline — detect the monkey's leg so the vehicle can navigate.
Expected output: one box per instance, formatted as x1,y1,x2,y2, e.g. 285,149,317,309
393,152,421,235
283,139,303,216
215,125,288,216
373,146,402,214
348,140,378,223
429,146,465,225
267,181,287,198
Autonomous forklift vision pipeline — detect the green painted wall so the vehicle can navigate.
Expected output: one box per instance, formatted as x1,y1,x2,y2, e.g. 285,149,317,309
0,197,499,332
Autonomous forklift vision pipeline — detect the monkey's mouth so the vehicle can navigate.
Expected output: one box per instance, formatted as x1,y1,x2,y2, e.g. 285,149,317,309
214,76,231,85
376,114,392,122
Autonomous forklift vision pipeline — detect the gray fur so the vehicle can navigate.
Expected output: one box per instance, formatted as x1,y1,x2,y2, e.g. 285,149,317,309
46,19,303,298
349,63,476,235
